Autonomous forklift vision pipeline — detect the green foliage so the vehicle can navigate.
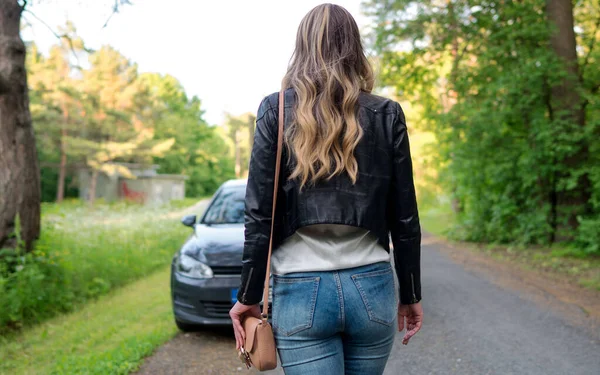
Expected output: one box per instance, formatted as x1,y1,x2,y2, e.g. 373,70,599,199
0,200,191,332
575,216,600,255
366,0,600,254
138,73,236,196
0,267,177,374
222,112,256,179
417,192,455,237
39,167,78,202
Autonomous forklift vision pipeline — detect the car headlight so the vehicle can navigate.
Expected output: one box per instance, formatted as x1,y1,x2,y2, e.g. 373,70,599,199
176,254,214,278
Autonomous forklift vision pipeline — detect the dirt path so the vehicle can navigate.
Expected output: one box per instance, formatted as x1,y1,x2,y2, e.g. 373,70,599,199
135,233,600,375
134,327,272,375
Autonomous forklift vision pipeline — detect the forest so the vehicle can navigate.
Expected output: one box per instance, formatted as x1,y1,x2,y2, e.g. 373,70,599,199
365,0,599,254
26,23,250,204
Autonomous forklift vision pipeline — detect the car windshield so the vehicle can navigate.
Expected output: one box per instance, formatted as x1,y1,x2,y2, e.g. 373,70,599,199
202,186,246,224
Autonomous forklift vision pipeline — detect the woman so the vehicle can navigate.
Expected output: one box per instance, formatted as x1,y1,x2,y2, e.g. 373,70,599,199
230,4,423,374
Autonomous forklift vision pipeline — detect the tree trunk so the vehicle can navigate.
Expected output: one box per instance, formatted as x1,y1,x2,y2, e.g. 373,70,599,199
56,106,68,202
546,0,584,126
248,115,255,152
89,169,98,206
446,1,463,214
56,133,67,202
0,0,41,251
247,115,256,176
546,0,589,240
234,129,241,178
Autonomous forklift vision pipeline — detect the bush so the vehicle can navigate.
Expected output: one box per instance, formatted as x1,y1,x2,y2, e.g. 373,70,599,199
575,216,600,256
0,200,193,332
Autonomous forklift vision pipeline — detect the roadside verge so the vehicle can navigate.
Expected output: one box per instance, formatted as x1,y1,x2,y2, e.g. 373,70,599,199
0,267,177,375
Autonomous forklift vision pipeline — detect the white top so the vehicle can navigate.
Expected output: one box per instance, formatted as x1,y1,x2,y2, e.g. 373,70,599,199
271,224,390,275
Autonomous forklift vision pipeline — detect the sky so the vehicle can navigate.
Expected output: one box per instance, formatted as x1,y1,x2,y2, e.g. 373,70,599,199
22,0,371,125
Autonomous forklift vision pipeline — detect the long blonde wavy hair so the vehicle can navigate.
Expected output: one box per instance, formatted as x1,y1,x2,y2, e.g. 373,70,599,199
282,3,374,188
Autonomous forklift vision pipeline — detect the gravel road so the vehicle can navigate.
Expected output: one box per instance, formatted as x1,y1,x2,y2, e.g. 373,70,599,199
135,203,600,375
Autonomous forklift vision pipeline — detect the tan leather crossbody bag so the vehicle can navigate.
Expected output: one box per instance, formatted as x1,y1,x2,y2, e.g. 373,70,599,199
238,90,285,371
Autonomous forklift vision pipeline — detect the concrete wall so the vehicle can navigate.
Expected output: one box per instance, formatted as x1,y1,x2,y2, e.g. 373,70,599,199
78,169,187,205
78,170,120,202
143,176,186,205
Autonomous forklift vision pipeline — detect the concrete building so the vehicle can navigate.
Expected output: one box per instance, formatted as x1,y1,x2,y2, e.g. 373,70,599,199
78,163,187,205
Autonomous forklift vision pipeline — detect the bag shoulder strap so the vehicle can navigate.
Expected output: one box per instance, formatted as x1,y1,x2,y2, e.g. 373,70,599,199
261,90,284,319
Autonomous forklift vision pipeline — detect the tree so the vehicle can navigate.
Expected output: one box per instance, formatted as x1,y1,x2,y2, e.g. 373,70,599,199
0,0,40,251
67,47,178,205
138,72,237,196
27,24,87,203
224,112,255,178
546,0,590,239
1,0,131,251
366,0,600,249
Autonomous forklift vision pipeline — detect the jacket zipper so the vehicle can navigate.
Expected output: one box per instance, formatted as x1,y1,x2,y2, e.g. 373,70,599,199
241,267,254,303
410,273,417,302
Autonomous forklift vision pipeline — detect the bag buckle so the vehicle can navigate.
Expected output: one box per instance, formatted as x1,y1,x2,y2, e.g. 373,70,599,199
238,346,252,369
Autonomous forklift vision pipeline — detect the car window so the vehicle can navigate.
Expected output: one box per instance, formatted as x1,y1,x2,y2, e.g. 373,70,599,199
202,187,246,224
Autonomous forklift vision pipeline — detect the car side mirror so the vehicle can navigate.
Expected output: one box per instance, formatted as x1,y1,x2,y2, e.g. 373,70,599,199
181,215,197,228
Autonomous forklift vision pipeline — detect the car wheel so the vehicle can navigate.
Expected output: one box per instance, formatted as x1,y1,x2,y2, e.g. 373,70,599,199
175,319,199,332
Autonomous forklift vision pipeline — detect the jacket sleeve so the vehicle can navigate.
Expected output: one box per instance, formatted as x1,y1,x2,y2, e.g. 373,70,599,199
387,102,422,305
237,95,278,305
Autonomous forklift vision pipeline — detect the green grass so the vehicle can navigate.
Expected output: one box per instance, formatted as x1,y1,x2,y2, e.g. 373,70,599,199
166,197,208,211
0,199,202,332
0,266,178,375
419,203,455,237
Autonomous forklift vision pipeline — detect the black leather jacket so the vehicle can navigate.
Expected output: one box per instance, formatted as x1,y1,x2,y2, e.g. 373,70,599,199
237,89,421,306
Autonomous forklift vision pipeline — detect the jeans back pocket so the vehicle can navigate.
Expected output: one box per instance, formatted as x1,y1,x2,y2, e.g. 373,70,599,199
272,276,320,336
351,267,396,326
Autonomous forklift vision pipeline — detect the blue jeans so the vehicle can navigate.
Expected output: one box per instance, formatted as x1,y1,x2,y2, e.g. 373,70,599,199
272,261,397,374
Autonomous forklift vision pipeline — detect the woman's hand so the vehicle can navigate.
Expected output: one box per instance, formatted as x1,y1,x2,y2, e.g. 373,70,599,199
229,301,262,350
398,301,423,345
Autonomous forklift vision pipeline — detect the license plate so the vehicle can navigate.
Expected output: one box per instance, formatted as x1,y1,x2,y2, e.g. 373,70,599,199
231,288,238,304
